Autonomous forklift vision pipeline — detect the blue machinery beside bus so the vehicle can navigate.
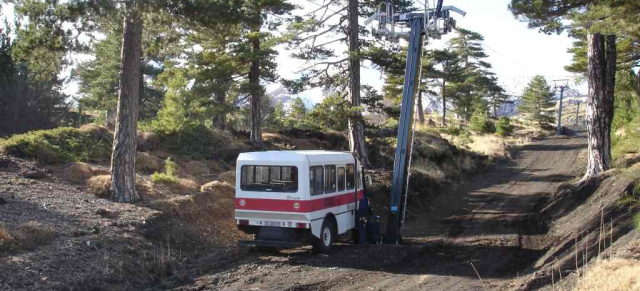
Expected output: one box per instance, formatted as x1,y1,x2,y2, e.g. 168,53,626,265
365,0,466,244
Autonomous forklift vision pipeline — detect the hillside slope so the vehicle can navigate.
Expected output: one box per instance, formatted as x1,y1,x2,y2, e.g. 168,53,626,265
175,131,594,291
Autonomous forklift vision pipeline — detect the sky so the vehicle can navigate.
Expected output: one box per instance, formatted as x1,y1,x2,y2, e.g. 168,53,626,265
273,0,586,104
433,0,585,95
1,0,586,104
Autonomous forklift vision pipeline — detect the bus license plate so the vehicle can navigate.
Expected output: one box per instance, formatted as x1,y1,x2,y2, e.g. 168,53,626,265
264,221,281,226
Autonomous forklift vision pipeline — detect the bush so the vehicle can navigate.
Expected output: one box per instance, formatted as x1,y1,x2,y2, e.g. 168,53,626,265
0,127,112,164
64,162,107,184
470,112,496,134
88,175,112,198
152,158,179,184
612,117,640,163
137,152,163,174
153,125,238,160
457,130,473,147
0,221,56,252
496,117,514,136
440,126,462,136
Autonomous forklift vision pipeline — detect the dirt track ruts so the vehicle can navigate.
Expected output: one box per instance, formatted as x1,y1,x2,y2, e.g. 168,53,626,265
178,133,587,291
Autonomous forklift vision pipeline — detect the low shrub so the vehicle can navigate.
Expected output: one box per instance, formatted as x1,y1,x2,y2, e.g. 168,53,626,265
88,175,112,198
612,117,640,164
217,171,236,185
470,116,496,134
0,127,112,164
440,126,462,136
88,174,151,198
456,130,473,147
496,117,514,136
201,180,231,192
0,225,15,251
153,125,237,160
185,160,208,176
171,178,199,194
149,182,245,244
137,152,163,174
0,221,56,252
63,162,108,184
152,158,179,184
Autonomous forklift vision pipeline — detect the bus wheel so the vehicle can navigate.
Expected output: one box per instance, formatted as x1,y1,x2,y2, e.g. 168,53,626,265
312,220,334,253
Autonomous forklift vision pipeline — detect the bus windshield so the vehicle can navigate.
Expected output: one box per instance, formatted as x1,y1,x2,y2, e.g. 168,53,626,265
240,165,298,193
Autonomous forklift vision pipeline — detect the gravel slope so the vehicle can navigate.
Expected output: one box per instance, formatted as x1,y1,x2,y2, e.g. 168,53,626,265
176,134,587,291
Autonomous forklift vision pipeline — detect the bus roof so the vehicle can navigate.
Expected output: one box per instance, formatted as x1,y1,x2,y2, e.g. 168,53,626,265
237,151,355,164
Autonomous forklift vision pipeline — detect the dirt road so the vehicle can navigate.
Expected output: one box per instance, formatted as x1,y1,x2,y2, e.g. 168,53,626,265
179,133,586,291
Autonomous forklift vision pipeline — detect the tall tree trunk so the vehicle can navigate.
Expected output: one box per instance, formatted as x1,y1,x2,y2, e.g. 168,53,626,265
347,0,369,167
441,78,446,127
636,71,640,105
583,34,616,181
417,90,425,124
213,92,226,130
249,0,263,146
111,1,142,203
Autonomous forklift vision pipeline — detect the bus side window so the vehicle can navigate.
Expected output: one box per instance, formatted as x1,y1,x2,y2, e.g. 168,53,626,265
346,164,355,190
324,165,336,193
310,166,324,196
337,167,346,192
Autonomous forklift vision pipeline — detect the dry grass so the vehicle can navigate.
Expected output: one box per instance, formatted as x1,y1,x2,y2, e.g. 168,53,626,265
170,178,200,194
468,135,510,159
412,159,446,182
184,160,208,177
575,258,640,291
0,221,56,252
88,175,112,198
150,182,243,244
0,225,16,251
88,175,156,199
137,152,163,174
137,131,160,151
200,180,231,192
63,162,108,184
216,171,235,185
263,132,293,149
79,123,111,139
459,154,475,172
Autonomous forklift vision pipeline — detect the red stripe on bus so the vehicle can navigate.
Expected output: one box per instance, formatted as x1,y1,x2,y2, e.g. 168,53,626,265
236,190,364,213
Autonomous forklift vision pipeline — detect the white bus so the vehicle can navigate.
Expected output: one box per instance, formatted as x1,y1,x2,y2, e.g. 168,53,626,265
235,150,364,251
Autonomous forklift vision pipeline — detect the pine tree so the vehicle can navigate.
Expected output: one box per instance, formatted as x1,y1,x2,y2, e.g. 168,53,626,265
0,3,69,136
241,0,293,147
425,49,462,126
289,97,307,121
446,29,495,122
510,0,634,180
111,0,143,203
75,14,168,120
519,75,555,126
307,94,354,132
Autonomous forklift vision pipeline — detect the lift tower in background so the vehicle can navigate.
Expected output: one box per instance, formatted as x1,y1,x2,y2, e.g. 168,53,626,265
554,79,570,135
366,0,466,243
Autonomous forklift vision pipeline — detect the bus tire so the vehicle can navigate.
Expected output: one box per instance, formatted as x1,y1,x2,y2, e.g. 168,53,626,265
312,220,334,253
